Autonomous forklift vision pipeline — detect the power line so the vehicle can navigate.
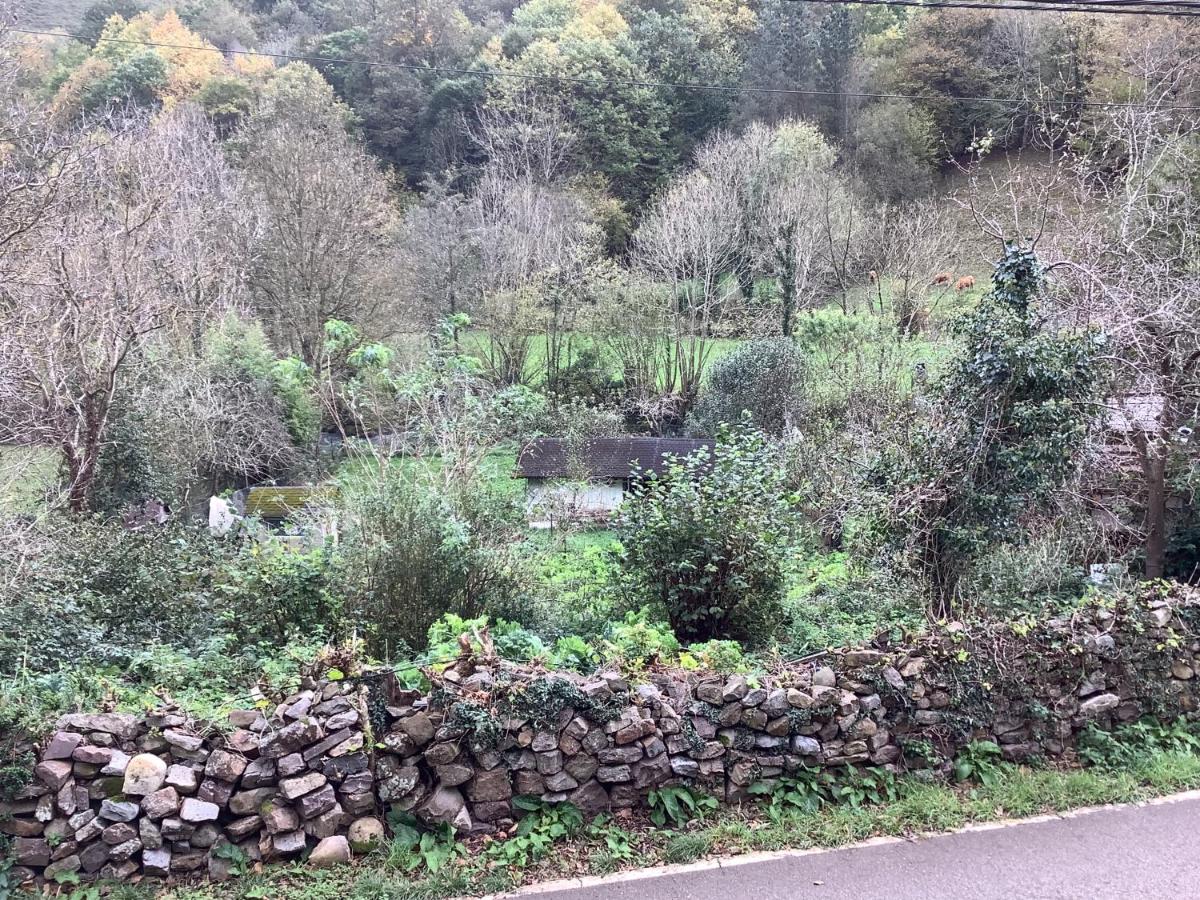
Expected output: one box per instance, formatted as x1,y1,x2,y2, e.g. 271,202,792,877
12,26,1200,112
792,0,1200,15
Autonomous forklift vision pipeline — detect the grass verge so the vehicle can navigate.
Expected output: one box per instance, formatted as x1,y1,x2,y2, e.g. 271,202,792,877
118,749,1200,900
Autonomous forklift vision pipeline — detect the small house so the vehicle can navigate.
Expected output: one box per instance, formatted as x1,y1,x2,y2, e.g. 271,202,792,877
515,436,713,527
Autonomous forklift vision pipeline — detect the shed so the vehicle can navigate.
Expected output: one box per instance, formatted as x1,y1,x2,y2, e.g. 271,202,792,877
515,436,713,526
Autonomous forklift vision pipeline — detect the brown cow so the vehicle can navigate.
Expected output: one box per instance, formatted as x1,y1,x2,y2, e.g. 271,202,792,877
955,275,976,292
932,271,953,286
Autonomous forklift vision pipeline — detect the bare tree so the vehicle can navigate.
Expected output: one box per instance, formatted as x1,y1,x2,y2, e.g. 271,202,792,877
0,110,240,511
241,119,400,367
396,179,482,343
634,168,743,413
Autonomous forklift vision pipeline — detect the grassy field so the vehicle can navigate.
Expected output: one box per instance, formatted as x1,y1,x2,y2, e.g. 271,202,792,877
0,443,57,514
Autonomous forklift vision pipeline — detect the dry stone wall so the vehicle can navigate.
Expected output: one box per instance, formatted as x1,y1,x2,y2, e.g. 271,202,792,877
4,589,1200,887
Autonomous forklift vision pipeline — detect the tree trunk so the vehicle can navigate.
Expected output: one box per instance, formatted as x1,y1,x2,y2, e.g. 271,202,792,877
1135,430,1168,580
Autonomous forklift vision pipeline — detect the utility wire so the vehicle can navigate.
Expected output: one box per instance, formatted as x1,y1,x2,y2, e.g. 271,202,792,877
12,26,1200,111
791,0,1200,15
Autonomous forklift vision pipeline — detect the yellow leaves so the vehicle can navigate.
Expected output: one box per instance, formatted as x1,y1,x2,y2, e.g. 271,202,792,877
141,11,224,103
232,52,276,80
569,0,629,42
54,9,235,114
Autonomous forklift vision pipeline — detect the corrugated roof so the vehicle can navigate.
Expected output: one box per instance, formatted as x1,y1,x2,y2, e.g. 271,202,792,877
240,486,328,520
515,437,714,480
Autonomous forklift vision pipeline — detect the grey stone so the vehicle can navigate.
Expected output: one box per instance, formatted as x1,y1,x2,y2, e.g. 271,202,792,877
35,760,72,790
179,798,220,823
230,787,278,816
198,778,234,805
206,749,249,783
141,786,180,819
535,750,563,775
143,846,171,877
436,763,473,787
297,784,338,820
242,757,277,789
670,756,701,777
597,765,632,783
44,731,85,761
418,785,471,832
99,799,139,822
567,780,610,817
273,829,307,856
123,753,167,796
259,719,323,759
791,735,821,755
280,771,328,800
348,816,385,853
1080,693,1120,716
139,816,163,850
466,768,512,803
108,838,142,862
163,729,204,753
164,764,198,793
812,667,837,687
58,713,139,741
263,802,301,834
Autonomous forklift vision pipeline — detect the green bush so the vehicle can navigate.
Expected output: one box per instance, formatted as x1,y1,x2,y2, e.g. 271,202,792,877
783,553,924,654
688,338,805,437
216,543,341,645
682,640,747,673
335,468,527,659
602,609,680,666
616,424,798,644
0,518,233,674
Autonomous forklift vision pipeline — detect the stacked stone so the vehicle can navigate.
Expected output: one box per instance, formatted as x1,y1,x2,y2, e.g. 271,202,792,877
375,671,642,832
6,590,1200,887
2,680,384,887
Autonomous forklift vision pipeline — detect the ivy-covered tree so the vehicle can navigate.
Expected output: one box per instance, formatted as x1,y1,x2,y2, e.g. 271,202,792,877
868,245,1102,615
616,422,798,644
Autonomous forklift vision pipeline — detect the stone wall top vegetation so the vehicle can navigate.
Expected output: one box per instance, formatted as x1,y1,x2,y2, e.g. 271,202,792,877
4,587,1199,888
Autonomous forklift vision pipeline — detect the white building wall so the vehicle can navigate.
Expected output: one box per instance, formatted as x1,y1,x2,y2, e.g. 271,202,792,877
525,479,625,527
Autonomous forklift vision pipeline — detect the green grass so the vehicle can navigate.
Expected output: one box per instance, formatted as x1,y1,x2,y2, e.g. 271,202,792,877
0,443,58,514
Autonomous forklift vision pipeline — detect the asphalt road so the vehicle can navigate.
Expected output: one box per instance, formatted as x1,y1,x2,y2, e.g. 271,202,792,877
511,793,1200,900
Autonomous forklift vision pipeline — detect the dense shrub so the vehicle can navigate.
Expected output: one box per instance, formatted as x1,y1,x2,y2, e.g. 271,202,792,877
217,543,341,645
783,553,925,654
688,339,805,437
863,246,1102,613
334,467,527,659
616,424,798,644
0,519,233,674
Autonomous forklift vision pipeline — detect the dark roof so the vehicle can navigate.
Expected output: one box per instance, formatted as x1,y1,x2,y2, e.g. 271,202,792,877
515,437,714,480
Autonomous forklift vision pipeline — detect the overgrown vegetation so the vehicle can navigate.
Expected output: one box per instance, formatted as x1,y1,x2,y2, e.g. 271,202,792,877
4,0,1200,890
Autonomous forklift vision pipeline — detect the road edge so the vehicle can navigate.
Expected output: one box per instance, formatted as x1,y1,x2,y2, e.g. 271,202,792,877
482,787,1200,898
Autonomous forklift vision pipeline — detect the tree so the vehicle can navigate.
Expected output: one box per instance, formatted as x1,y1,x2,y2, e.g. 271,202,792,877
617,423,797,645
633,165,742,413
239,83,400,367
0,111,242,511
53,11,227,118
851,100,938,205
867,245,1102,615
485,0,672,204
696,119,846,335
